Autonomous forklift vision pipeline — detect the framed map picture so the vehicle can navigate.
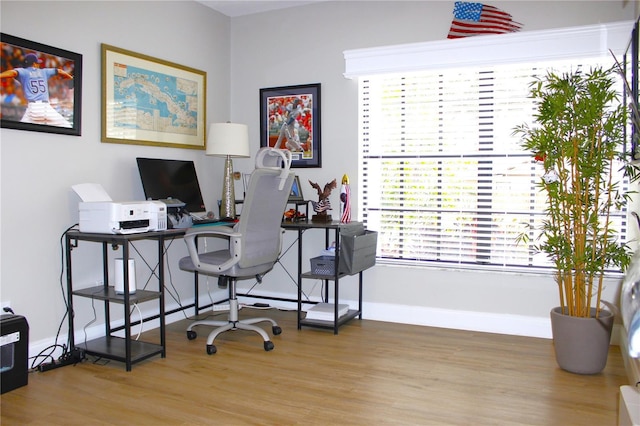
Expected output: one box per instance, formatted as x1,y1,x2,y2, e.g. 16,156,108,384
1,33,82,136
101,44,206,149
260,83,321,167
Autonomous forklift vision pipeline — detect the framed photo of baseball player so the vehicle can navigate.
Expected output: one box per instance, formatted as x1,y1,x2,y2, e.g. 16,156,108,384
0,33,82,136
101,44,206,149
260,83,321,168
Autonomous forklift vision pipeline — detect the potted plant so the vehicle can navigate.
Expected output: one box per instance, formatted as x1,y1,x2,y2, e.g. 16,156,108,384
514,65,640,374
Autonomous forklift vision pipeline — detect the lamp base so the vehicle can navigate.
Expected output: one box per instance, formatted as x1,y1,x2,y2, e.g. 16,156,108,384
220,156,236,220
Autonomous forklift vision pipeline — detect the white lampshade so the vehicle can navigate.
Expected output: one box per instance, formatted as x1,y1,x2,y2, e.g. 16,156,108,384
206,123,250,157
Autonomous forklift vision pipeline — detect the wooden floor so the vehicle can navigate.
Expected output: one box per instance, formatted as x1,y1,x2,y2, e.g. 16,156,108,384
0,308,629,425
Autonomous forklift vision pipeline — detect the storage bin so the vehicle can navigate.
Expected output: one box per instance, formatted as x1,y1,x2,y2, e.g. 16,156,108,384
339,230,378,275
310,255,336,276
310,229,378,276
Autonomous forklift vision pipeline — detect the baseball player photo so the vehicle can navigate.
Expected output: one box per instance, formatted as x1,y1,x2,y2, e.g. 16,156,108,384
1,35,80,132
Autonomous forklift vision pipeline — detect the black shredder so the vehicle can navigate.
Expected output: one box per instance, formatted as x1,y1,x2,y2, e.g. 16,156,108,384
0,314,29,394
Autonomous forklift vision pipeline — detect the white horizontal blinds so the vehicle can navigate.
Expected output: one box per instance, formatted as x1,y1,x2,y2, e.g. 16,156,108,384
360,57,626,268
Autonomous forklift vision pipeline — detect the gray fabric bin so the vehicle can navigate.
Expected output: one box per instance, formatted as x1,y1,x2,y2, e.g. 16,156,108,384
339,230,377,275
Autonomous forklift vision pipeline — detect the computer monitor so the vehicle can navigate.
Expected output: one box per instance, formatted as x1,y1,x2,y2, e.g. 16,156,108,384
136,157,206,214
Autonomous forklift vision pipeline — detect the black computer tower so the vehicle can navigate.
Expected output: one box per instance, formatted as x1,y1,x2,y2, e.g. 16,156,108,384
0,314,29,394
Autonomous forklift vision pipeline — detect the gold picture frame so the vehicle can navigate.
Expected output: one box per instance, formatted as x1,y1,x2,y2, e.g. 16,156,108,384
101,44,206,149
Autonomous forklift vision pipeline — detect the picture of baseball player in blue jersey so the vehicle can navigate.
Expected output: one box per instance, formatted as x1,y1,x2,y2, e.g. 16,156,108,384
1,52,74,127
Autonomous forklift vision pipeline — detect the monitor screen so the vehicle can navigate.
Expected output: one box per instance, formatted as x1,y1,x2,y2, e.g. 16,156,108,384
136,157,206,213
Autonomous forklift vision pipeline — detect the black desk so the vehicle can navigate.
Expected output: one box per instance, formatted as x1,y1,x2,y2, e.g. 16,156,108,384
281,221,364,334
65,229,185,371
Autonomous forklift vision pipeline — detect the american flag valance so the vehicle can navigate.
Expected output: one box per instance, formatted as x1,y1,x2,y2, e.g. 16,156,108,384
448,2,522,39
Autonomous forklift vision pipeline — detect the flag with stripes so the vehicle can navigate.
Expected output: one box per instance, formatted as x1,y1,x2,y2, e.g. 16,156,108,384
447,2,522,39
340,183,351,223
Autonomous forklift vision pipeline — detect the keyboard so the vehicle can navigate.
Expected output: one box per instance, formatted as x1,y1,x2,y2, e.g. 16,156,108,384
192,217,220,225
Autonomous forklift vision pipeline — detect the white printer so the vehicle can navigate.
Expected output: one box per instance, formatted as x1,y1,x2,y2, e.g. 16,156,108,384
78,200,167,234
72,183,167,234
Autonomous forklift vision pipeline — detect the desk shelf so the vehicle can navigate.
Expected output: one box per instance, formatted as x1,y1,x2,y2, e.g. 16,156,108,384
300,309,361,329
282,221,367,335
301,271,348,280
65,230,180,371
73,286,160,304
76,336,163,365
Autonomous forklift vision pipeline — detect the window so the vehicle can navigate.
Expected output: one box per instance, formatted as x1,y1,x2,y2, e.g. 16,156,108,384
359,59,629,270
345,21,635,271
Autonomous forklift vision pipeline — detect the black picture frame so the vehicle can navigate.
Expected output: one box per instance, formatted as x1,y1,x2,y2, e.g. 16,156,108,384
260,83,321,168
0,33,82,136
289,176,304,201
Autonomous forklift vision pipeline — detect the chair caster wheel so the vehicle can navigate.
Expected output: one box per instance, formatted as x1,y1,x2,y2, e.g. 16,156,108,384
206,344,217,355
272,325,282,335
264,341,274,351
187,330,197,340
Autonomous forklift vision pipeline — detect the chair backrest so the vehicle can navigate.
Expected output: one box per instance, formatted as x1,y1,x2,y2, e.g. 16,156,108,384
234,150,294,269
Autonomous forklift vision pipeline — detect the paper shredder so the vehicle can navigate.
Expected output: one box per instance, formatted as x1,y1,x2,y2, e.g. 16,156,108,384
1,314,29,394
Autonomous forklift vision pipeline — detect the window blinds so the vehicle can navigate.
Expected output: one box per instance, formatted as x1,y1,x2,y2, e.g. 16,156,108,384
359,58,629,269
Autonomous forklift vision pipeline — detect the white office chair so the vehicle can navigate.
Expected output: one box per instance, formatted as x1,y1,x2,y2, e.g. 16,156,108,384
179,148,294,354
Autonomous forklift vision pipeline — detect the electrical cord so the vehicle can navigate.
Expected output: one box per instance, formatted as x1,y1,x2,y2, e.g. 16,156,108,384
58,224,78,350
161,240,189,319
132,303,143,340
29,224,82,371
82,295,99,348
129,239,189,320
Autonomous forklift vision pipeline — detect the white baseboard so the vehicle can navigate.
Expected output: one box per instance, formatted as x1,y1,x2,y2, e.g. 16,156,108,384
362,301,552,338
31,295,555,359
25,294,566,361
235,293,554,338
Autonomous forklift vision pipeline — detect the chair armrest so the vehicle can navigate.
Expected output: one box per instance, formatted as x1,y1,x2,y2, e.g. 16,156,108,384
183,225,244,273
184,224,238,239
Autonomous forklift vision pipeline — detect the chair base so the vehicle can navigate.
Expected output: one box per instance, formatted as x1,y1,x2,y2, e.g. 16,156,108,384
186,279,282,354
186,317,282,354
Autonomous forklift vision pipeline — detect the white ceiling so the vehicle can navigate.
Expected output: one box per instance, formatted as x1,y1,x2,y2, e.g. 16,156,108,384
196,0,325,17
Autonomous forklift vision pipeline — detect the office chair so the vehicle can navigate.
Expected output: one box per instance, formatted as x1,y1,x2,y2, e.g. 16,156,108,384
179,148,294,354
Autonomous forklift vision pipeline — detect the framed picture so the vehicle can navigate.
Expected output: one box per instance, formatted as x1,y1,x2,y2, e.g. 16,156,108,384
289,176,304,201
0,33,82,136
101,44,206,149
260,83,321,167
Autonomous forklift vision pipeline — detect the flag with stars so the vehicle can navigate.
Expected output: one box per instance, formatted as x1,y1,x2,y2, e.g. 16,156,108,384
448,2,522,39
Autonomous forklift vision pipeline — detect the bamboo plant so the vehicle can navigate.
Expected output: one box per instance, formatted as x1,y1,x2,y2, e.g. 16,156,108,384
514,66,640,318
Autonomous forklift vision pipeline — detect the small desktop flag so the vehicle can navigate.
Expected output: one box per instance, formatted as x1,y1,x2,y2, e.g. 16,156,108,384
447,2,522,39
340,174,351,224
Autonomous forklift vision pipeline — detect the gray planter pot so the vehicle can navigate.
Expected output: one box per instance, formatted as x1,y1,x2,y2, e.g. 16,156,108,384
550,306,614,374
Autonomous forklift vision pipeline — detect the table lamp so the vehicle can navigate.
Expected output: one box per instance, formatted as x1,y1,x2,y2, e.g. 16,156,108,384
206,122,250,219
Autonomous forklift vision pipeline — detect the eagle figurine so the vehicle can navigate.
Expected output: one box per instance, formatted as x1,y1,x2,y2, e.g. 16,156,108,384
308,178,337,221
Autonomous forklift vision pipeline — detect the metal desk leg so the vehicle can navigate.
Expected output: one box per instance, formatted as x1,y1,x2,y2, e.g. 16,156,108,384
122,243,132,372
158,238,166,358
297,228,303,329
65,234,75,350
333,228,340,335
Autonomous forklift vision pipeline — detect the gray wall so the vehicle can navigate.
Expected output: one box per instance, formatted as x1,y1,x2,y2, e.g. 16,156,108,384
0,1,231,350
1,1,635,354
228,1,636,336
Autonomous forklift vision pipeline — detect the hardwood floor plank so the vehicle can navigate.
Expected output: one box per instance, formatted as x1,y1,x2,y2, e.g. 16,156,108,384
0,308,628,425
